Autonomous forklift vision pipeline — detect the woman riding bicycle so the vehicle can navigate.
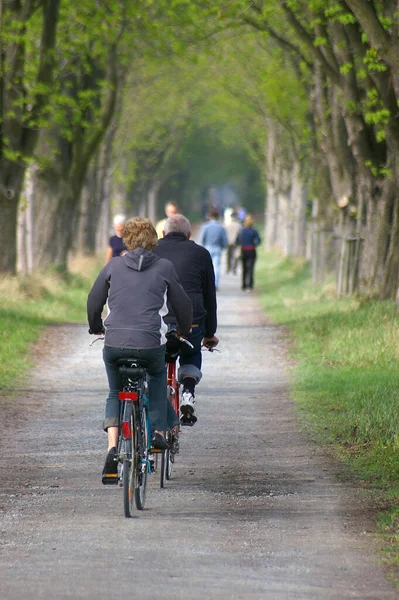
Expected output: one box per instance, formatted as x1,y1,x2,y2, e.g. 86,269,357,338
87,217,192,482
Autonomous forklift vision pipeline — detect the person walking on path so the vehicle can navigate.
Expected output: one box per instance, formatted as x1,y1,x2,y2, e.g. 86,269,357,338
155,201,179,239
153,213,218,425
198,208,228,290
225,211,241,274
87,217,192,481
236,214,261,292
105,214,126,263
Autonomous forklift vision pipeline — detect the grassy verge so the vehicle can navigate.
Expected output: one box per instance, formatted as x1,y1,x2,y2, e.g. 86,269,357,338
0,256,102,390
256,251,399,578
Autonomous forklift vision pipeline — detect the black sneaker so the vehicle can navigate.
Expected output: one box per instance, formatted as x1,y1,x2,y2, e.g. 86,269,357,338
102,447,118,485
151,432,169,450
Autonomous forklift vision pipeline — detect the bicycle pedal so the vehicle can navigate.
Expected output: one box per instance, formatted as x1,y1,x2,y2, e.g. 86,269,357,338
149,447,162,453
102,474,119,485
180,419,196,427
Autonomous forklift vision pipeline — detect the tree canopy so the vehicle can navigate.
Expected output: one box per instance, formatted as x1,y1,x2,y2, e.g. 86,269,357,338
3,0,399,298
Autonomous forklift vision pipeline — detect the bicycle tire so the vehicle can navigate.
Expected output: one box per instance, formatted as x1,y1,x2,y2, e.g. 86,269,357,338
121,408,135,518
165,446,173,480
166,361,179,481
134,403,148,510
122,456,134,518
160,450,166,488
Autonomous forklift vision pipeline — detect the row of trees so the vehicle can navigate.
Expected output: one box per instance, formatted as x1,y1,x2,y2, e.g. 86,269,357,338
2,0,204,272
231,0,399,299
2,1,399,299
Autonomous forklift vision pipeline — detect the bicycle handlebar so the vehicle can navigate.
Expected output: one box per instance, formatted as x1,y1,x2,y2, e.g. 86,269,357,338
88,328,196,350
89,336,104,346
202,344,221,353
167,329,194,349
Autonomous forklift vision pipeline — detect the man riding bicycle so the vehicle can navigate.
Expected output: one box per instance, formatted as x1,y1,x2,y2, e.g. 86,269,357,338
87,217,192,482
153,213,219,425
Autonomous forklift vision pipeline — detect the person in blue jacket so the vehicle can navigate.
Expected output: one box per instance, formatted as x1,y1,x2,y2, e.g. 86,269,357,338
198,209,228,290
236,214,261,292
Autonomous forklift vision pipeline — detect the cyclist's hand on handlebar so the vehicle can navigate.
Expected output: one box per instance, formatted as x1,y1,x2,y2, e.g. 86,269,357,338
88,327,105,335
202,335,219,349
176,328,192,338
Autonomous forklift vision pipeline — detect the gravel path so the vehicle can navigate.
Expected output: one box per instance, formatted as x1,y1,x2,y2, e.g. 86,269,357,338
0,271,397,599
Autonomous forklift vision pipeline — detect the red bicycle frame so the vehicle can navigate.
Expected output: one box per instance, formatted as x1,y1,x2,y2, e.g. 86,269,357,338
167,361,179,420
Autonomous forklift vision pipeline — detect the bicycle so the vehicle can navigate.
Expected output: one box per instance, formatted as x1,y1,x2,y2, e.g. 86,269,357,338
90,335,152,517
160,330,194,486
116,357,151,517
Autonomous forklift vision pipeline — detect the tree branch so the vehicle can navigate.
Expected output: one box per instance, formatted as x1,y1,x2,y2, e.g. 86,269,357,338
342,0,391,53
280,5,341,86
242,13,312,70
23,0,61,155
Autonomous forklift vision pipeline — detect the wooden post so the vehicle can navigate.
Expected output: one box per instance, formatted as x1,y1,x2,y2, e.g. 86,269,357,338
337,234,345,297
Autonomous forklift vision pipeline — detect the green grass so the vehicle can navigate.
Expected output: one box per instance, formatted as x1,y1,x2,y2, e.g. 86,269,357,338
256,251,399,574
0,256,102,390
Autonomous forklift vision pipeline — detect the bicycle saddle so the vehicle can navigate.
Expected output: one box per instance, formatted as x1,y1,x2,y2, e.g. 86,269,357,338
117,358,150,380
116,358,151,368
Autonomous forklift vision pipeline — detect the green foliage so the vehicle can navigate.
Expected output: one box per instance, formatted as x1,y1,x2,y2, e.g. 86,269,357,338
314,36,328,47
365,160,392,179
339,62,353,75
114,25,310,216
363,48,388,73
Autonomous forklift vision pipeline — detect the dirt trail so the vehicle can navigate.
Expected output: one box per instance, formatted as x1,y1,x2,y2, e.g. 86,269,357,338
0,272,397,599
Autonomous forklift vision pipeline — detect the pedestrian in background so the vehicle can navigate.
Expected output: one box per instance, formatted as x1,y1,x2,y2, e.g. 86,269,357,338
236,205,247,223
198,208,228,290
225,211,241,274
155,201,179,239
105,214,126,263
236,214,261,292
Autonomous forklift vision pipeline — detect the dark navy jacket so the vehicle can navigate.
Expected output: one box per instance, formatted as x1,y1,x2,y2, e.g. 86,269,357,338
236,227,261,250
153,233,217,338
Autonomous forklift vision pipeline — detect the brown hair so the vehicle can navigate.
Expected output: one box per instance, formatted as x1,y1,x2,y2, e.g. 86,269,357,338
123,217,158,251
209,208,220,219
244,214,254,228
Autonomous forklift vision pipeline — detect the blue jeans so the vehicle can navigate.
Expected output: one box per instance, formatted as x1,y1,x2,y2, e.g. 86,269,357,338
169,324,204,385
206,246,222,287
103,345,179,432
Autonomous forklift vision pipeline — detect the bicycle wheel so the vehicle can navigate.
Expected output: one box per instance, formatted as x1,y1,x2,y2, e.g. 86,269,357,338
122,413,134,518
134,403,148,510
160,450,166,488
123,457,134,518
165,447,173,480
165,429,175,481
166,362,179,481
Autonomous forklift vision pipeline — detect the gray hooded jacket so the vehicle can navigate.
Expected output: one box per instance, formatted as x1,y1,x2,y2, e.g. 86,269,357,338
87,248,192,349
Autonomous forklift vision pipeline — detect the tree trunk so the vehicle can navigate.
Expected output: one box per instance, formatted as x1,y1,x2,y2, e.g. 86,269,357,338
148,179,161,225
17,167,35,274
0,0,61,273
291,161,307,257
32,168,83,271
0,168,25,272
